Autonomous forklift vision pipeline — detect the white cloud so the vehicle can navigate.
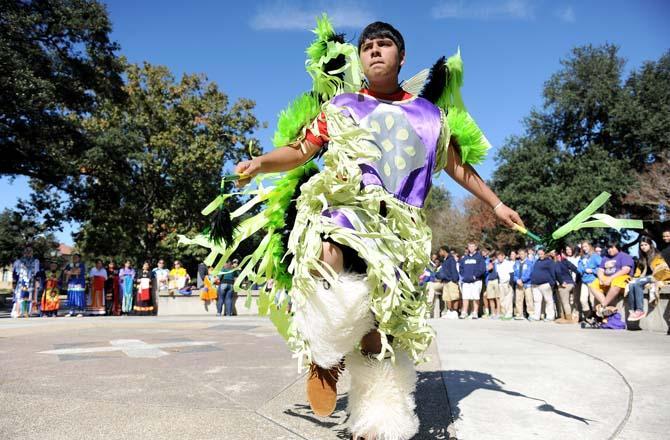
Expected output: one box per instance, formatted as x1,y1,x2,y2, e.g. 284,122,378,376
250,1,374,31
432,0,537,21
555,5,576,23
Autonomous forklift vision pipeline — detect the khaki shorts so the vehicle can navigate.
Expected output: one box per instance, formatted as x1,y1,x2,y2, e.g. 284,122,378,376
442,281,460,302
485,279,500,299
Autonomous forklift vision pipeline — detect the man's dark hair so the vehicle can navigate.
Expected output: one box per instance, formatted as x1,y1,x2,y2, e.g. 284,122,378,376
358,21,405,54
439,245,450,253
607,240,620,250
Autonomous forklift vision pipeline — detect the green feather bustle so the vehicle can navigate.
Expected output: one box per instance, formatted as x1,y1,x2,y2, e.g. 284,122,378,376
272,92,321,147
447,107,490,166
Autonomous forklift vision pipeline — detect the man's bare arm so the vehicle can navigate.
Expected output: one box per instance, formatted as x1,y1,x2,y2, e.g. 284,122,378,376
444,139,524,228
235,140,321,187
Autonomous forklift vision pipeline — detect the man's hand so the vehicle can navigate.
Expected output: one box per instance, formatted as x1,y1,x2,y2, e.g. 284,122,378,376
494,203,525,229
234,158,262,188
516,279,523,287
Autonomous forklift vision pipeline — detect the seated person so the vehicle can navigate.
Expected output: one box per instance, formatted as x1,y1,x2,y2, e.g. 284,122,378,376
168,260,190,293
589,241,634,316
628,236,670,321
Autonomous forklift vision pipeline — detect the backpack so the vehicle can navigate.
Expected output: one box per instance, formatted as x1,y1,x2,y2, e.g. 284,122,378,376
601,312,626,330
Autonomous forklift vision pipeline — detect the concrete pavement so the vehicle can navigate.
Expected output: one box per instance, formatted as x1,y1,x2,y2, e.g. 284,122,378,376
432,318,670,440
0,315,668,439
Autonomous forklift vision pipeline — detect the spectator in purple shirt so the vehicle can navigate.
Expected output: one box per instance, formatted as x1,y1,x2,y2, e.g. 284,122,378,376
590,241,634,315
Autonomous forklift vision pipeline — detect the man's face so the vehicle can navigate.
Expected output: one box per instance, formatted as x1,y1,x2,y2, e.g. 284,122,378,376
359,37,404,85
510,251,517,260
467,243,477,254
595,246,602,254
24,247,33,257
519,250,527,260
95,261,102,269
496,254,505,263
50,263,57,271
537,249,546,259
581,242,591,254
663,231,670,243
607,246,619,257
158,260,164,268
73,255,80,263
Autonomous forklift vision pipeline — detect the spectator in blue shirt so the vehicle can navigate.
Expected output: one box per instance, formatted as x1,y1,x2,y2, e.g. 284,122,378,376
483,250,500,319
423,254,441,317
530,248,557,321
577,240,601,318
555,249,579,324
459,242,486,319
436,246,461,319
513,249,535,320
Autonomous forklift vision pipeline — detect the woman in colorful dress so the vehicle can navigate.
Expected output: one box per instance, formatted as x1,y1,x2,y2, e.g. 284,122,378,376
65,254,86,317
200,266,219,304
88,259,107,315
41,261,61,317
134,261,154,315
12,246,40,318
119,260,135,315
105,261,120,316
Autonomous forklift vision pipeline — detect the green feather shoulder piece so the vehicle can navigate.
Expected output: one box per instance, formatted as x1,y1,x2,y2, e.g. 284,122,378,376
419,49,491,165
271,13,362,147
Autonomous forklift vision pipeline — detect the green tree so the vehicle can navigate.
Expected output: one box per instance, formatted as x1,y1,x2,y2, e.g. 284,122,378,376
491,45,669,245
28,62,262,268
0,208,59,267
0,0,125,185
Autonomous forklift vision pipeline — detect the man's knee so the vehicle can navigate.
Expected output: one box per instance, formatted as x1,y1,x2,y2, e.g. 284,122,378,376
319,241,344,274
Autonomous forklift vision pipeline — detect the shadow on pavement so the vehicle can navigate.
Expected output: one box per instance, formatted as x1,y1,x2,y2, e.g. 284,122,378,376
443,370,594,425
283,370,454,439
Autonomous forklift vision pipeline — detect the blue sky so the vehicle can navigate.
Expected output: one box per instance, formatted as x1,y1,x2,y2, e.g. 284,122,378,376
2,0,668,245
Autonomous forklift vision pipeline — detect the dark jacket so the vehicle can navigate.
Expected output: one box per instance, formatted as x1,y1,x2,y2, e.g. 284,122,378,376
459,252,486,283
436,255,459,283
530,258,557,286
486,257,498,282
556,259,578,285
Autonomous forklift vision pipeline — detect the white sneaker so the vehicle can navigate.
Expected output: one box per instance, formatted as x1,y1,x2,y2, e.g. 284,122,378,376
459,312,467,319
449,310,458,319
468,313,478,320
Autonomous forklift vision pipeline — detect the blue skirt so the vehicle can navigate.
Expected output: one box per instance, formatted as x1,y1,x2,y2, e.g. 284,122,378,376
68,283,86,309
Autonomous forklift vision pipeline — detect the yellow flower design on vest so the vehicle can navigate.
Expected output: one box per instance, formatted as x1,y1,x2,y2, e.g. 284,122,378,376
360,103,425,192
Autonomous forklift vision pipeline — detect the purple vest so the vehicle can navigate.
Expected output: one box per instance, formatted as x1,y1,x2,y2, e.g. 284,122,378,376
330,92,441,208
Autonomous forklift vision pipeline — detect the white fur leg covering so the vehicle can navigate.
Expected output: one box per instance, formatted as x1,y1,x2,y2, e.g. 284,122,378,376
346,350,419,440
292,272,375,369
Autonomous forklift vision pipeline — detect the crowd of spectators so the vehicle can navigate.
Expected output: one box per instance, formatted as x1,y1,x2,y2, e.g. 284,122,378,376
9,249,240,318
10,228,670,327
420,229,670,327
